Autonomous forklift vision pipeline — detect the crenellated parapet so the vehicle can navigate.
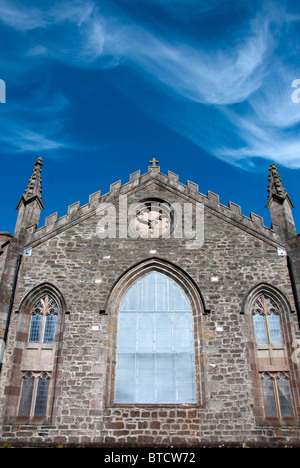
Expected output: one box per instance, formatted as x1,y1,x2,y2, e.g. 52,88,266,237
23,165,282,249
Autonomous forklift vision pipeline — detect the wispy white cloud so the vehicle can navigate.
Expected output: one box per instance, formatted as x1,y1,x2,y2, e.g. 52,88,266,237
0,1,48,30
3,128,68,152
108,3,300,169
123,18,272,105
0,0,273,104
0,90,71,154
0,0,95,30
1,0,300,170
214,101,300,169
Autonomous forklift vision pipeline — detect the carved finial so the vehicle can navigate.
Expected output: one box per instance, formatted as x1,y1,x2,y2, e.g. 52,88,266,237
15,156,44,232
267,163,286,199
24,156,43,201
266,162,294,210
266,163,295,236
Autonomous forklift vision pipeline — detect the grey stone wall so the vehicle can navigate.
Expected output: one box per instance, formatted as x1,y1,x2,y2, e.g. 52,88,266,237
0,170,300,447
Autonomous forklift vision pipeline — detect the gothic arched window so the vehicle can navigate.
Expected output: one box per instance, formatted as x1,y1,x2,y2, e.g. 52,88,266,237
13,285,65,421
18,372,51,417
28,294,58,344
250,290,295,419
114,271,196,404
252,294,282,344
260,372,294,418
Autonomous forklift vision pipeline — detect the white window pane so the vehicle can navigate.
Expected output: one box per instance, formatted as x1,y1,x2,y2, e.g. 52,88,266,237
118,328,136,352
176,354,196,403
136,354,156,403
143,274,157,311
118,312,136,328
169,281,190,311
137,313,154,352
120,284,142,311
156,274,169,311
115,354,136,403
156,313,173,352
156,354,175,403
117,313,136,352
115,271,196,404
174,314,193,352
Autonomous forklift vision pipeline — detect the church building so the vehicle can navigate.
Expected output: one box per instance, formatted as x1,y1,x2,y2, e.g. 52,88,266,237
0,157,300,447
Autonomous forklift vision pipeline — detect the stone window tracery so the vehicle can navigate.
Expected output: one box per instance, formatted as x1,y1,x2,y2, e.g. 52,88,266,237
13,286,64,421
129,199,174,239
250,290,295,420
28,294,58,344
252,294,282,344
259,372,294,418
18,371,51,417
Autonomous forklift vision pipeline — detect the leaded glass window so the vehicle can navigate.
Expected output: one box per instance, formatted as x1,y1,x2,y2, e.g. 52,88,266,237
28,295,58,344
277,374,294,418
18,372,51,417
18,373,34,416
28,312,43,343
252,294,282,344
114,272,196,404
260,372,294,418
44,313,58,343
34,374,50,416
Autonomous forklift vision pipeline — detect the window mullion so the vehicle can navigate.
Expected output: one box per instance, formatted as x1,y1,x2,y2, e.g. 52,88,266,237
40,314,47,344
264,314,272,345
273,378,282,419
30,375,38,417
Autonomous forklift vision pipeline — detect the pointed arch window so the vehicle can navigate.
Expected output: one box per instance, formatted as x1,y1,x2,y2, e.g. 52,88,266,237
252,294,282,344
260,372,294,418
249,289,296,420
18,372,51,417
114,271,196,404
28,294,58,343
7,284,66,422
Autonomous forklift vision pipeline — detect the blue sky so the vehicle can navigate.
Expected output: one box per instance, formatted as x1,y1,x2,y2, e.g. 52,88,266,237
1,0,300,234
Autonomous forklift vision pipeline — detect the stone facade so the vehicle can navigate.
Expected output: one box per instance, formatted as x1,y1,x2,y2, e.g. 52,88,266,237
0,158,300,447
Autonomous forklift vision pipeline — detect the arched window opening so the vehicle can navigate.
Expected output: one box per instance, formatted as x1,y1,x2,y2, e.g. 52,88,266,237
248,287,296,420
18,372,51,417
114,271,196,404
13,284,65,421
28,294,58,344
252,294,282,344
260,372,294,419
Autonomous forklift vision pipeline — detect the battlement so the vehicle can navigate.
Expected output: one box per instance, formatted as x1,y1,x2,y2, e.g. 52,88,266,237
25,167,279,248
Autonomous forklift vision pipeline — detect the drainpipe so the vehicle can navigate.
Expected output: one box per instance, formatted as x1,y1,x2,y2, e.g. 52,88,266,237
287,255,300,328
0,254,22,373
